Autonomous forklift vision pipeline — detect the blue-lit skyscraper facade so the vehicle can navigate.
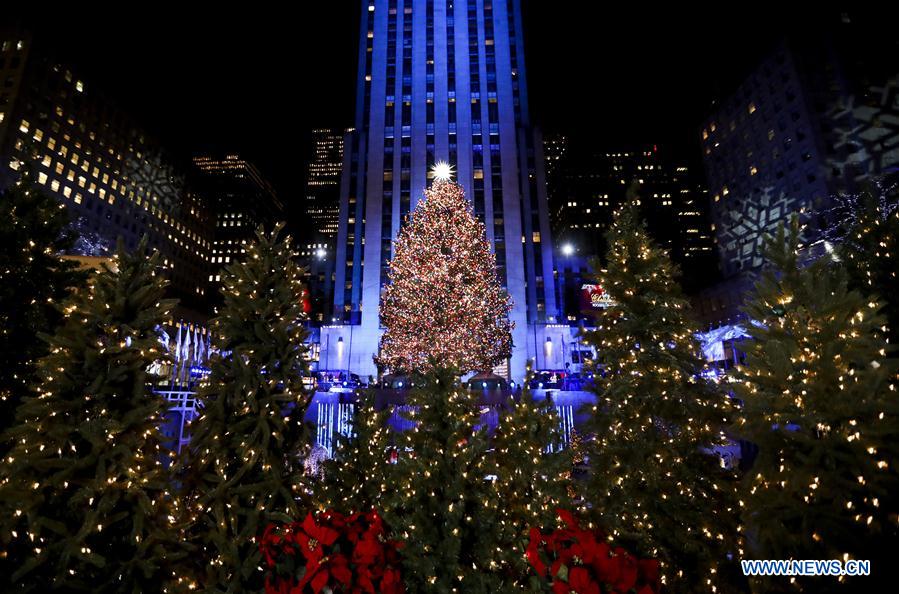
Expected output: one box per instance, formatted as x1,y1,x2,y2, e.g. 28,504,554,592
322,0,562,379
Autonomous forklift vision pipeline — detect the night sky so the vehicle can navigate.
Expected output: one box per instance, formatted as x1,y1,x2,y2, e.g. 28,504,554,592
3,2,879,227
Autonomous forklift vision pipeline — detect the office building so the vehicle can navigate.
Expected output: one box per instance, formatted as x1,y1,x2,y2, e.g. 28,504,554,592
305,128,346,241
323,0,561,379
192,154,283,285
0,30,213,310
549,145,715,283
701,14,899,277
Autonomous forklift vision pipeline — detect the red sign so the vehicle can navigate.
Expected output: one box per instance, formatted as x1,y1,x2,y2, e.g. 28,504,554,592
580,284,615,312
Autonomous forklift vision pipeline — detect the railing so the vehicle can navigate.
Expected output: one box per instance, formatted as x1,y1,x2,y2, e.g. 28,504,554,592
156,389,585,458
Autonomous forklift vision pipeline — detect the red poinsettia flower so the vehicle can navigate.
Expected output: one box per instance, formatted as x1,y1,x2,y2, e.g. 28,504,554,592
527,528,548,577
353,533,383,566
297,553,352,594
591,542,618,584
611,548,638,593
557,508,579,531
568,566,601,594
638,558,660,589
380,567,404,594
296,512,340,563
568,534,599,566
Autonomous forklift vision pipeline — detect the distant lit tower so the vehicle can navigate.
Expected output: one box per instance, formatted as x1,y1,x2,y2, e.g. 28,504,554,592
551,147,714,271
305,128,346,241
192,154,283,284
543,133,568,237
324,0,560,379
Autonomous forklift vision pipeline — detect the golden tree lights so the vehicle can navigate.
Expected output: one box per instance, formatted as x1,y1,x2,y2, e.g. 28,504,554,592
376,180,513,374
580,203,741,592
0,163,83,436
0,238,186,592
174,224,313,592
735,216,899,593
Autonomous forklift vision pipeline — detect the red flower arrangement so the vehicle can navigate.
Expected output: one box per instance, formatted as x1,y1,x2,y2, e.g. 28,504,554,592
527,510,660,594
260,509,404,594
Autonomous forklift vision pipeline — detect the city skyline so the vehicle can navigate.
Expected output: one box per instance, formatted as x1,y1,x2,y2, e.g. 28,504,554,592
6,5,888,217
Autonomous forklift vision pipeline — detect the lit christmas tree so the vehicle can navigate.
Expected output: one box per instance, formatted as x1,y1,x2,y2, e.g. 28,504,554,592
384,365,504,592
176,225,312,592
0,163,84,438
0,238,185,593
581,204,741,592
823,181,899,348
735,217,899,593
376,173,513,374
315,390,396,515
489,363,572,587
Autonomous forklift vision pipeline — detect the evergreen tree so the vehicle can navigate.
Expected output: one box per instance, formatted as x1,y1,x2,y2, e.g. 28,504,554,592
735,217,899,593
377,179,513,374
489,364,572,589
386,366,503,593
0,163,84,435
0,238,185,593
177,224,312,593
315,389,396,515
831,182,899,348
581,204,741,592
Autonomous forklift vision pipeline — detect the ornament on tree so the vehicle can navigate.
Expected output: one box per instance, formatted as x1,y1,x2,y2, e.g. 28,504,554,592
376,179,513,374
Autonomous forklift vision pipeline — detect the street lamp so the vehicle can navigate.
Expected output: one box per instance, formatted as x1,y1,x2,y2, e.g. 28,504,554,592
561,243,574,256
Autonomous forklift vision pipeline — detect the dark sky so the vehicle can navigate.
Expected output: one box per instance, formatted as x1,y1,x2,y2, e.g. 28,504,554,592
4,2,882,225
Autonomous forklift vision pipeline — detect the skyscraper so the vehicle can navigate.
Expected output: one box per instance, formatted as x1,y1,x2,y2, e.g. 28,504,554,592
305,128,346,241
701,14,899,277
0,29,213,311
192,154,283,286
323,0,560,379
548,145,715,284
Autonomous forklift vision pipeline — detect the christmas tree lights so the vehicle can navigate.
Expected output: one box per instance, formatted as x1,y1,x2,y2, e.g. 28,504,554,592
377,180,513,374
488,362,572,586
315,390,396,516
0,237,185,592
580,204,741,592
735,216,899,593
0,163,84,441
175,224,312,592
